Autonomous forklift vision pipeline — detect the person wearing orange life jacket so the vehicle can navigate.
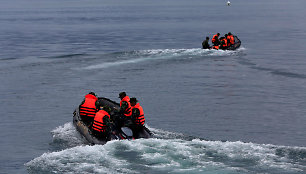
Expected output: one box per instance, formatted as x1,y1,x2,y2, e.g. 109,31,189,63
227,32,235,46
130,97,146,138
118,92,132,118
226,33,232,47
92,106,112,140
212,33,220,46
224,34,230,47
79,92,98,125
219,37,228,50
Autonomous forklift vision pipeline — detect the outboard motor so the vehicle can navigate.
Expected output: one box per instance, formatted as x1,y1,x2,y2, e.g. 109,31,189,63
120,127,133,139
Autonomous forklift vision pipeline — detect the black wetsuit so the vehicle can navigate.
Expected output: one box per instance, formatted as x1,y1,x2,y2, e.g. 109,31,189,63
202,39,211,49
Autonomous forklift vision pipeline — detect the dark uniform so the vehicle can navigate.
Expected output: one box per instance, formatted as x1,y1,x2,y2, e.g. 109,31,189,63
202,37,211,49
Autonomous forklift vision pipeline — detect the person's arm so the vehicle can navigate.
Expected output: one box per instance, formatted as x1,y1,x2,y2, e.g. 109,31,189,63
103,116,113,130
119,101,128,113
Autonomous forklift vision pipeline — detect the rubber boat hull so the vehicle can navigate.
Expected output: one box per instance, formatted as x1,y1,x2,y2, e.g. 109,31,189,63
73,97,152,145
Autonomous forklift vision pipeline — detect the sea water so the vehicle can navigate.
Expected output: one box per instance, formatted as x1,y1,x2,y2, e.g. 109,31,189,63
0,0,305,173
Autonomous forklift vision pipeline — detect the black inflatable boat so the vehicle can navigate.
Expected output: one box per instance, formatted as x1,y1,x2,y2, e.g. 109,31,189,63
73,97,152,145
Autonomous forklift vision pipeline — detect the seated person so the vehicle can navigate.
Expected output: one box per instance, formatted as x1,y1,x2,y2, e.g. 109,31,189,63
118,92,132,125
79,92,98,125
202,37,211,49
219,37,228,50
91,106,113,140
212,33,220,46
129,97,146,138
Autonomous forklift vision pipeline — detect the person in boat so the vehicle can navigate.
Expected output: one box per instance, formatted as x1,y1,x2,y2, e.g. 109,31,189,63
130,97,145,138
202,37,211,49
92,106,113,140
211,33,220,46
118,92,132,123
219,37,228,50
79,92,98,125
227,32,235,47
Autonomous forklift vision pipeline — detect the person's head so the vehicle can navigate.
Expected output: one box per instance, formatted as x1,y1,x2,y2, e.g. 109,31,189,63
228,32,232,36
118,92,126,99
89,92,97,97
206,37,209,40
217,33,220,36
225,34,228,37
130,97,138,106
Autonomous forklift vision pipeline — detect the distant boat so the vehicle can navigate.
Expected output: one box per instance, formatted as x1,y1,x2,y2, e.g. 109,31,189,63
227,1,231,6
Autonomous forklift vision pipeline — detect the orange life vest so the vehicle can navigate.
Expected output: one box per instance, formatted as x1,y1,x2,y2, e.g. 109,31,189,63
120,96,132,117
132,103,145,125
226,35,232,46
212,45,219,50
212,34,219,43
228,35,234,45
92,110,110,133
221,38,227,47
79,94,98,118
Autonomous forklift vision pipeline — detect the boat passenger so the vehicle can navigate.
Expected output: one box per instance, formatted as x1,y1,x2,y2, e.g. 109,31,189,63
79,92,98,125
212,33,220,46
202,37,211,49
92,106,112,140
219,37,228,50
227,32,235,46
118,92,132,118
130,97,146,138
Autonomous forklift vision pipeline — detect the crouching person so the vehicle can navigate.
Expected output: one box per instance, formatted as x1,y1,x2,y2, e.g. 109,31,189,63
130,97,145,138
92,106,112,140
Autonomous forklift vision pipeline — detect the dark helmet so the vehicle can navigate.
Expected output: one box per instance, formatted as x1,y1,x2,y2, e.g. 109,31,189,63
217,33,220,36
89,92,97,97
130,97,138,103
102,106,111,113
206,36,209,40
225,34,228,37
228,32,232,35
118,92,126,98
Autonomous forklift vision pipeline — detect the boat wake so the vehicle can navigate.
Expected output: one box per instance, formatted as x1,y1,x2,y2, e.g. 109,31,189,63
26,122,306,174
82,48,246,70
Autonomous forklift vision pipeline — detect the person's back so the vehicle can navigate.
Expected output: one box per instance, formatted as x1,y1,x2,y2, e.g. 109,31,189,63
202,37,211,49
79,92,98,125
227,32,235,46
212,33,220,46
92,106,111,140
219,37,228,50
130,97,145,138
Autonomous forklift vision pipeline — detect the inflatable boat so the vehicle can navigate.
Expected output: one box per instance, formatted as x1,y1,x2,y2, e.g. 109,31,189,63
73,97,153,145
226,36,241,50
205,35,241,50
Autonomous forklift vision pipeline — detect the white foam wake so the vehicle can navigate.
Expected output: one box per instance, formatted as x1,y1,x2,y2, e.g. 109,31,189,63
83,48,244,70
26,124,306,174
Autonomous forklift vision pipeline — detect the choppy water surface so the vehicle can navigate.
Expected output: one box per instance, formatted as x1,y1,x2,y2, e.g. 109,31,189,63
0,0,306,173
